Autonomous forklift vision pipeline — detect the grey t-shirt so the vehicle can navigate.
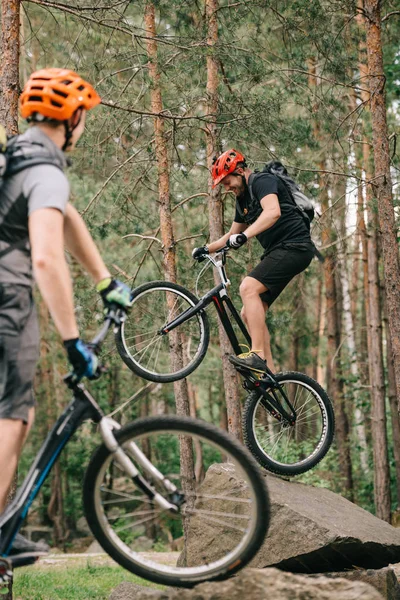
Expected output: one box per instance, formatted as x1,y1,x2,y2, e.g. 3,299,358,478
0,127,70,287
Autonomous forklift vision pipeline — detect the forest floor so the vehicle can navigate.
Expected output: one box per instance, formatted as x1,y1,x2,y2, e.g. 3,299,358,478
12,551,176,600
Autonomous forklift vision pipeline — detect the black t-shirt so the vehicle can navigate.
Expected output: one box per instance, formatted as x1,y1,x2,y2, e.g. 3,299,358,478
234,173,311,252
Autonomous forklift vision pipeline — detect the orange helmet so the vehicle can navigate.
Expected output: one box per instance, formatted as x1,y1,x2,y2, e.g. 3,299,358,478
20,68,101,121
211,149,246,188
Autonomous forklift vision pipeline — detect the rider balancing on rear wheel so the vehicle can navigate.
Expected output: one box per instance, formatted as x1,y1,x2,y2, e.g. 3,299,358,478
0,69,131,556
192,149,314,375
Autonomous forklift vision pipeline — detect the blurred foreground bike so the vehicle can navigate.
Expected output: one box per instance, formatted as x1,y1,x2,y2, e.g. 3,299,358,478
0,307,269,588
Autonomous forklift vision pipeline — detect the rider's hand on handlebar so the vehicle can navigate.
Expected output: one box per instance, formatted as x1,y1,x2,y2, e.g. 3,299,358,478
97,278,132,310
227,233,248,250
192,246,209,262
64,338,100,381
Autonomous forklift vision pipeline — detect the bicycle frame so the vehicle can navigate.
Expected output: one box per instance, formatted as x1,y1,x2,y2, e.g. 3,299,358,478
0,314,179,560
160,249,297,423
161,250,250,355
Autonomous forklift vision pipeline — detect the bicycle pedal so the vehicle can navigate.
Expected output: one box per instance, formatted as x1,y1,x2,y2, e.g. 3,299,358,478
8,551,46,569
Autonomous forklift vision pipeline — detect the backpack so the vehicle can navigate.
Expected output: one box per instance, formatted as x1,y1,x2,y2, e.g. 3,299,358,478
0,124,65,260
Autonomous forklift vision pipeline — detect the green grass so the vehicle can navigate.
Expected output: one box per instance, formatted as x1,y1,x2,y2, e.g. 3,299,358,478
12,563,163,600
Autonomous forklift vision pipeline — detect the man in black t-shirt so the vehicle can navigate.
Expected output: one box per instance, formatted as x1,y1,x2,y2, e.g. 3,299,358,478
192,149,314,375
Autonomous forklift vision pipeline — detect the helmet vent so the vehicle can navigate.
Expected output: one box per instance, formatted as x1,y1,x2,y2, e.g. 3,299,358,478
53,88,68,98
28,95,43,102
50,99,62,108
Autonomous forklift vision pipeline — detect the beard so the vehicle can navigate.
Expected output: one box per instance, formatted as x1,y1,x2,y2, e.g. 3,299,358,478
234,176,247,198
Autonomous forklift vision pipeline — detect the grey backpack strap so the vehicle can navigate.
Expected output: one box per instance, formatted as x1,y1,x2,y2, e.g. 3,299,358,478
0,238,29,260
247,172,258,204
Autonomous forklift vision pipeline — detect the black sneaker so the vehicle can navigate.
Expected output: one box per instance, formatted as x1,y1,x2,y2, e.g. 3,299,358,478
9,533,49,556
229,352,267,377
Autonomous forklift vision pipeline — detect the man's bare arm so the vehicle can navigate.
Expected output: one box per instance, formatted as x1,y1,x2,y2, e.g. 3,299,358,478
29,208,79,340
207,221,247,254
242,194,281,239
63,203,110,284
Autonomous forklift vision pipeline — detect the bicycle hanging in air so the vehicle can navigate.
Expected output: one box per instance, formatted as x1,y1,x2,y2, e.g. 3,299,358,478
116,247,335,477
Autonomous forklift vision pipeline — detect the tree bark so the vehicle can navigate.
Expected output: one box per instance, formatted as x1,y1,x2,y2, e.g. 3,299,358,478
383,293,400,508
363,0,400,410
307,57,353,498
204,0,242,439
356,4,391,521
144,2,195,563
144,3,192,422
0,0,20,135
363,142,391,522
0,4,20,595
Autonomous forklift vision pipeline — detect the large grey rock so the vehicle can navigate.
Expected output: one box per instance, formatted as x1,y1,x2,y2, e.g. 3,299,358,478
183,463,400,573
109,568,384,599
76,516,91,535
321,568,400,600
109,582,165,599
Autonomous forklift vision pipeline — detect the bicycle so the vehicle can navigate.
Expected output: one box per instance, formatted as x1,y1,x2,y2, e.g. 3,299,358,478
0,307,270,588
116,247,335,477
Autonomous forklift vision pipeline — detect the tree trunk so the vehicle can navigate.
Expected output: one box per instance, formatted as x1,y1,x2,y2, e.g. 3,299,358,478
363,142,391,522
338,244,369,473
356,5,391,520
383,293,400,508
144,2,195,563
0,0,20,135
363,0,400,409
0,4,20,595
144,3,192,423
204,0,242,439
308,58,353,498
315,278,326,386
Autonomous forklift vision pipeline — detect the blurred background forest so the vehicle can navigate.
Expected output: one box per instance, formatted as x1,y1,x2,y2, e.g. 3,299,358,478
1,0,400,547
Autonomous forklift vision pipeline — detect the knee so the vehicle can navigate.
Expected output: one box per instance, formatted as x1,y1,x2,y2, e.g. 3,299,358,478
239,278,257,300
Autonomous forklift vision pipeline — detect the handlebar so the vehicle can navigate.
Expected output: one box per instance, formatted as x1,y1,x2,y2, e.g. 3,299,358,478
90,306,125,347
64,306,126,388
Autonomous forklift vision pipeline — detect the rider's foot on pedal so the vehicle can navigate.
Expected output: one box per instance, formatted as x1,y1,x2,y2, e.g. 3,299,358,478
9,533,50,556
229,351,267,377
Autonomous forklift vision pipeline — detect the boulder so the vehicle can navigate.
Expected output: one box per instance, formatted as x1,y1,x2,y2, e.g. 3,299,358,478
109,582,165,600
76,516,91,535
182,463,400,573
321,567,400,600
85,540,104,554
109,568,384,599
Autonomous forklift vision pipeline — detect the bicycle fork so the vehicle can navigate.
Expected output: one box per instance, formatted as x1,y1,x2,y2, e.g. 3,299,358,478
99,418,183,511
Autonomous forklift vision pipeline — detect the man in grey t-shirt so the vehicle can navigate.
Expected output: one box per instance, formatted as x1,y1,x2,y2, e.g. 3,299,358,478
0,68,132,558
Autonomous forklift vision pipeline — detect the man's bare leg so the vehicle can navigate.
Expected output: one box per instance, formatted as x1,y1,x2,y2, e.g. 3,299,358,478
262,301,276,372
0,407,35,513
239,276,276,372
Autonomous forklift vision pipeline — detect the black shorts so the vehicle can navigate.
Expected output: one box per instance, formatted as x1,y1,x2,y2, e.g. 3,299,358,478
248,242,314,307
0,285,39,423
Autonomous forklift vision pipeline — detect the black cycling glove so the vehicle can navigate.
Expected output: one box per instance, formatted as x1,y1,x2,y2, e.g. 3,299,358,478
192,246,209,262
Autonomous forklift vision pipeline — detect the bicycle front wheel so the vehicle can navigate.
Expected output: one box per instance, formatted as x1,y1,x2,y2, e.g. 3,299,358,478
243,371,335,476
115,281,210,382
83,416,269,588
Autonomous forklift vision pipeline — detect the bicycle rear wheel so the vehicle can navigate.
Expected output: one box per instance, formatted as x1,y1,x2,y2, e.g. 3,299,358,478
243,372,334,476
83,416,269,588
115,281,210,382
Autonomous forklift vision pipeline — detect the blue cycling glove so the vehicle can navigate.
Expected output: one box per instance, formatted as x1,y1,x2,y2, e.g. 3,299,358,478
96,277,132,309
64,338,99,380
